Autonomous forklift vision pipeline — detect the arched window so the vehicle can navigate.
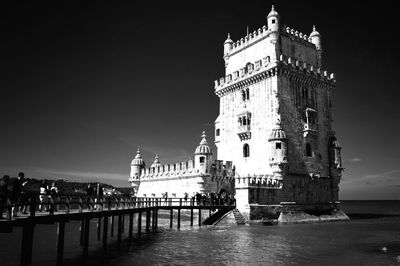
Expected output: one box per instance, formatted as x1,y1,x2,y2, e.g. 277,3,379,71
243,144,250,157
199,156,205,163
306,143,312,157
246,88,250,100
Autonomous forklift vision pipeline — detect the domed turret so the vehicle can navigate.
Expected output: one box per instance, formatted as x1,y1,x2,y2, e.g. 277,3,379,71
194,131,212,174
195,131,212,155
309,25,322,67
267,5,280,33
268,125,288,178
130,148,145,180
150,154,161,168
224,33,233,55
309,25,322,50
268,126,287,141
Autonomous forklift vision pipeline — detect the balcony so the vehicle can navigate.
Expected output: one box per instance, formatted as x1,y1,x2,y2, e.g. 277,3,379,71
303,122,318,137
238,125,251,140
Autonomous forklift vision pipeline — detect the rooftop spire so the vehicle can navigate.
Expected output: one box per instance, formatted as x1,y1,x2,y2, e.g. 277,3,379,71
135,148,141,158
267,4,279,18
224,33,233,44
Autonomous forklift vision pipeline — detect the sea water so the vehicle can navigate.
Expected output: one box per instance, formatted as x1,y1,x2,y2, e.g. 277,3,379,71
1,201,399,266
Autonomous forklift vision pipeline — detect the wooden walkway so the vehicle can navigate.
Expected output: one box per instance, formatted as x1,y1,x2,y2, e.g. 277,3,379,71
0,195,235,266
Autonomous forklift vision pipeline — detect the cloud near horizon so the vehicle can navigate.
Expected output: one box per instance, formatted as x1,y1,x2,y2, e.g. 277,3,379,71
348,158,363,163
32,168,128,186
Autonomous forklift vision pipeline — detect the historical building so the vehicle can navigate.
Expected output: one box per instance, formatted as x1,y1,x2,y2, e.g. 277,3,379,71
129,6,346,222
129,132,235,198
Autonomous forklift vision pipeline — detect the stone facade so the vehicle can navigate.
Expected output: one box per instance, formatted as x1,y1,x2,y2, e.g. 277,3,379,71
129,132,235,198
214,6,343,220
129,6,344,222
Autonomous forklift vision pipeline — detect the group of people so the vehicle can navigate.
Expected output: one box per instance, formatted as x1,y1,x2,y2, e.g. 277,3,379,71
85,183,104,210
159,191,234,206
0,172,29,218
193,192,234,206
38,179,59,212
0,172,61,218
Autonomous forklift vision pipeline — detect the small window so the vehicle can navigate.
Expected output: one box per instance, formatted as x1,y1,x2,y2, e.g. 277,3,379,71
216,129,220,136
243,144,250,157
276,143,281,149
246,88,250,100
241,90,246,101
199,157,205,163
306,143,312,157
272,19,275,24
242,117,247,126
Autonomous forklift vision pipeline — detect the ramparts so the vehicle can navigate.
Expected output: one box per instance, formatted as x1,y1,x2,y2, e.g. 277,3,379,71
215,54,335,95
227,25,315,56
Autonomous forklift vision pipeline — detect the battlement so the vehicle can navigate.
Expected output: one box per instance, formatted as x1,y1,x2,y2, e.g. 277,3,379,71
281,25,314,46
214,54,335,95
139,159,235,181
235,175,283,189
228,25,269,55
140,159,196,180
225,25,315,57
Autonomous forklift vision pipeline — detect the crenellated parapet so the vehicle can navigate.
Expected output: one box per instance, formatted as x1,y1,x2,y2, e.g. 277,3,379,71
140,159,198,180
228,25,270,56
235,175,283,189
139,158,235,181
214,54,335,97
281,25,314,47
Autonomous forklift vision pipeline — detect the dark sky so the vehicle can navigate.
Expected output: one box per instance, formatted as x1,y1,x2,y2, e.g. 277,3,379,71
2,1,399,199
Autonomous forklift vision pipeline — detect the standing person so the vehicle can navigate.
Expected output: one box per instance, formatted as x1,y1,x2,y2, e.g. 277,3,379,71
0,175,10,219
49,182,59,213
8,175,22,217
85,184,94,210
18,173,30,214
94,182,103,210
39,180,49,212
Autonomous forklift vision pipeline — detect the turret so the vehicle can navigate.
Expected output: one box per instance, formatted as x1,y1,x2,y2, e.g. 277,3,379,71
328,137,343,171
130,148,145,180
130,148,145,194
151,154,161,169
223,33,233,67
268,125,288,179
194,131,213,174
267,5,280,41
309,25,322,67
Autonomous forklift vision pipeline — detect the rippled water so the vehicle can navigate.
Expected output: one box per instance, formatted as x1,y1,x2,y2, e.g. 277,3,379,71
1,201,400,265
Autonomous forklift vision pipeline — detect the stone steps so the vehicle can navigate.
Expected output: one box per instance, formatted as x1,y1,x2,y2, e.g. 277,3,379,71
232,209,246,225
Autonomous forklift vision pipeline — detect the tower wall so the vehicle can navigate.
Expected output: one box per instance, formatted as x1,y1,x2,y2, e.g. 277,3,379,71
214,7,343,222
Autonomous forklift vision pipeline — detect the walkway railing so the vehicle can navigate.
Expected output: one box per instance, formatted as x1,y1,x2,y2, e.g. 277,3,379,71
0,194,236,221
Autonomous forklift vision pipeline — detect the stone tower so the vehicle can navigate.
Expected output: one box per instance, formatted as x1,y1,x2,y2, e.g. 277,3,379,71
214,6,344,220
